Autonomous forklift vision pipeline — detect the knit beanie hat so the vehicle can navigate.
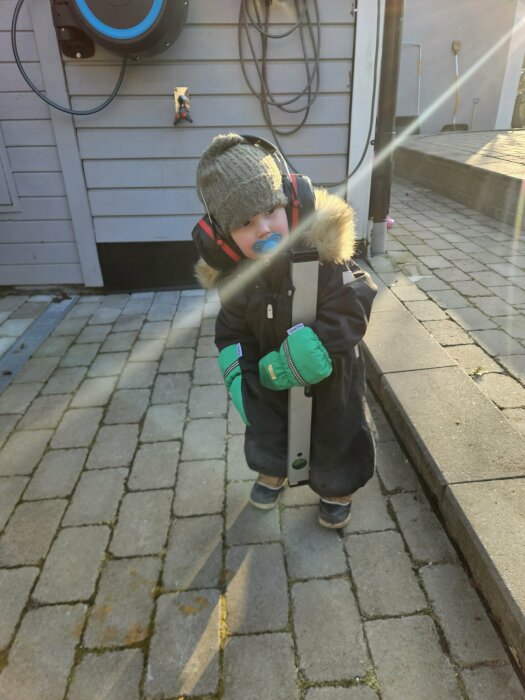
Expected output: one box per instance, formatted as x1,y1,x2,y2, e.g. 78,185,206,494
196,133,288,236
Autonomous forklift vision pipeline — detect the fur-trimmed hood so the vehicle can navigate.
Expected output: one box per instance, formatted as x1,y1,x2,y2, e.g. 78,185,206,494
195,187,356,289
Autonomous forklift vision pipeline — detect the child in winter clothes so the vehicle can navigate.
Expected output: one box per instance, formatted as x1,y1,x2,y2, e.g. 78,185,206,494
194,133,377,528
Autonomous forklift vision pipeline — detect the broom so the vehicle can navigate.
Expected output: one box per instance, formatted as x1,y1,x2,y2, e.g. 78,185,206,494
442,40,469,131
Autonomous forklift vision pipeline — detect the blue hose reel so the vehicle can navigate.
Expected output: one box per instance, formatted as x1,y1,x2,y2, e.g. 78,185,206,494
69,0,188,57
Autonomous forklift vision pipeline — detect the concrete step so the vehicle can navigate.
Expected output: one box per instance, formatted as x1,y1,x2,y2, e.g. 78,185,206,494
394,133,525,232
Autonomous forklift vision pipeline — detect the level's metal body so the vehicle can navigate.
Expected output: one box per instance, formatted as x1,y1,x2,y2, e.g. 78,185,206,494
287,248,319,486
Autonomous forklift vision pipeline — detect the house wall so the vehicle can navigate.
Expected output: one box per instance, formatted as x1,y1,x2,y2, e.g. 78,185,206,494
0,0,359,288
397,0,521,134
0,0,82,286
67,1,356,246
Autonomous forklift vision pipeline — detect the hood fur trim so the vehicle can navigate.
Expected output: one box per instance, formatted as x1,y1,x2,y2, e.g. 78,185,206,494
194,187,356,289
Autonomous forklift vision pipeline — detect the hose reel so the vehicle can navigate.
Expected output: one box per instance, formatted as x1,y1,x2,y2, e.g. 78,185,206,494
65,0,188,58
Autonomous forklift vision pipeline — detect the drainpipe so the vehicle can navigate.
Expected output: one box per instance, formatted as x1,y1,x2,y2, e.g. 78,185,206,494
369,0,405,255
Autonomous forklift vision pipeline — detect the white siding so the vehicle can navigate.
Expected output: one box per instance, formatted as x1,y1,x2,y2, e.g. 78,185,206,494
65,0,355,243
0,0,357,281
0,1,81,285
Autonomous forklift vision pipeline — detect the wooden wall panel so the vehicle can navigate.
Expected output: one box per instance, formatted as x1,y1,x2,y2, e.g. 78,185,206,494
0,264,82,285
77,125,350,159
64,60,352,95
0,5,80,284
1,0,356,270
72,95,351,129
84,154,347,189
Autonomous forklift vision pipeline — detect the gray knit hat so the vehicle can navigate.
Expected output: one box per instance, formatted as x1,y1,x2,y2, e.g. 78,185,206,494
196,133,288,236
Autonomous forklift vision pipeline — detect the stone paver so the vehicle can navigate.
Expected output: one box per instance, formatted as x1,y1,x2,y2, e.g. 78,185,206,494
283,506,348,579
86,424,138,469
33,525,110,603
163,515,223,590
365,616,461,700
0,429,52,476
118,360,157,388
390,491,457,563
0,476,28,528
189,383,227,417
128,441,179,490
226,433,251,480
226,480,281,544
343,474,394,533
70,376,117,407
140,402,185,441
0,499,67,566
12,356,59,384
0,382,42,414
0,282,522,698
158,347,195,372
225,543,288,634
145,590,220,698
24,448,86,500
461,665,525,700
293,578,369,681
306,689,378,700
41,366,86,395
51,407,102,448
173,459,224,515
0,567,39,650
83,556,160,648
110,489,172,556
0,415,18,449
67,649,143,700
374,439,420,493
105,388,150,425
222,633,299,700
181,417,226,460
475,372,525,408
446,343,504,375
420,563,508,665
63,468,127,526
60,342,100,367
18,394,71,429
345,530,427,617
151,371,190,403
0,605,86,700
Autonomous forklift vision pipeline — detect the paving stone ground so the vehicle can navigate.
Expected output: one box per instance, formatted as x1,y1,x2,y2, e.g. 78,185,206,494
0,288,523,699
372,178,525,438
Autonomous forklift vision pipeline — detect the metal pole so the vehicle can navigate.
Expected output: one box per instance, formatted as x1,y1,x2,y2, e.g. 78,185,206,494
369,0,405,256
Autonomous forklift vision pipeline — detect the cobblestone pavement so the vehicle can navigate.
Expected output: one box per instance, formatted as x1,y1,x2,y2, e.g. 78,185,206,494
0,294,56,358
372,178,525,438
0,289,524,699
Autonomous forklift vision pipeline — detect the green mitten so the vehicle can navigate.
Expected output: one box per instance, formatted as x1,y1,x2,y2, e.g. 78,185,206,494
259,325,332,391
218,344,249,424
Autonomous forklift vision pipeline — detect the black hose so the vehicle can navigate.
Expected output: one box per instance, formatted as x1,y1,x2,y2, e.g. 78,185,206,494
11,0,127,116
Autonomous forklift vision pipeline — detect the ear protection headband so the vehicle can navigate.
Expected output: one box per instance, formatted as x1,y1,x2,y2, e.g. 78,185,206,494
192,135,315,272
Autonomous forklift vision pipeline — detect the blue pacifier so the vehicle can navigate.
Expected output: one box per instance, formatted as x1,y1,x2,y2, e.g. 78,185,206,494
252,232,282,254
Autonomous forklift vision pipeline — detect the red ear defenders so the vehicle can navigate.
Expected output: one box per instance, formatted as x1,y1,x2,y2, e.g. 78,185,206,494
192,135,315,272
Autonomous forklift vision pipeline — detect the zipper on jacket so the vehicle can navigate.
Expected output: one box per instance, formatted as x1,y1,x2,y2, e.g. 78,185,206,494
282,338,308,386
223,359,239,380
267,303,274,319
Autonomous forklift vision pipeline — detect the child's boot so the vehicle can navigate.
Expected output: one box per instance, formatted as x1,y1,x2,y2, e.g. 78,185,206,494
318,495,352,529
249,474,287,510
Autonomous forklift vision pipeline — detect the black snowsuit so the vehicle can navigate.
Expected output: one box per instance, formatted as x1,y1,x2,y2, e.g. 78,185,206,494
195,188,377,498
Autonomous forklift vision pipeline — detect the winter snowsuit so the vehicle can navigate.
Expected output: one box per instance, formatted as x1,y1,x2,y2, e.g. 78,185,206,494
195,188,378,498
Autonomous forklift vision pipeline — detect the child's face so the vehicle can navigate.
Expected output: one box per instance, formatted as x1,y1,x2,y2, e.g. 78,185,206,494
230,206,289,259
